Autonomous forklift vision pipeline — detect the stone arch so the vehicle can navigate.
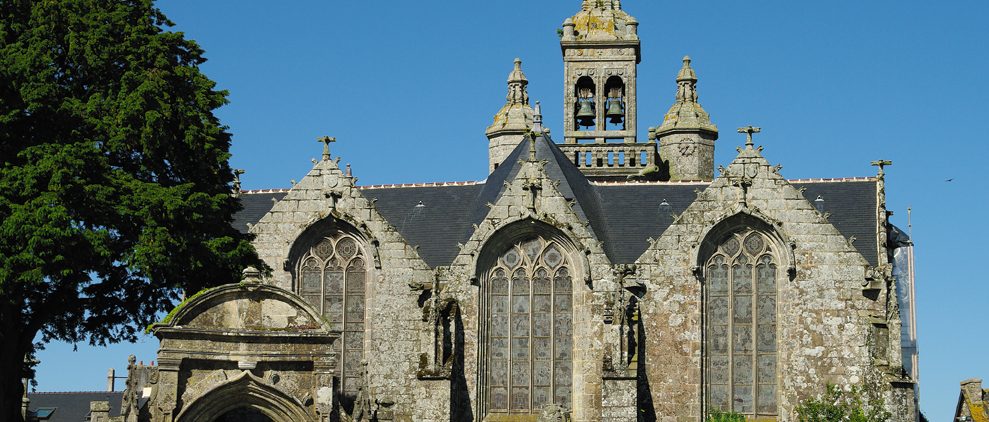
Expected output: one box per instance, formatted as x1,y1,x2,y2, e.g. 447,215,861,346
694,210,796,279
175,371,315,422
286,213,378,277
472,217,592,286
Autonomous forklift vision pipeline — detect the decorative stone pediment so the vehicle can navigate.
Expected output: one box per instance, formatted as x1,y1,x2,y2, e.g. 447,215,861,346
155,283,330,334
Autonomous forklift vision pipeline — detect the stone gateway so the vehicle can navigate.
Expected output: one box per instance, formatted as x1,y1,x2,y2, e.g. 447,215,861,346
120,1,920,421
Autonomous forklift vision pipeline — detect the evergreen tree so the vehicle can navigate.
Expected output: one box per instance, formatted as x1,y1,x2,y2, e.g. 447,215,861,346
0,1,261,419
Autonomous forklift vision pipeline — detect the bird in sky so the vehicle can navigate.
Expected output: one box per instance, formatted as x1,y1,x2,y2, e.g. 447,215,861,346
946,178,954,182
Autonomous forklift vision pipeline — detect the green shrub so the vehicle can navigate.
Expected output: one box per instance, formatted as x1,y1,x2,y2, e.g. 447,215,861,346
795,384,891,422
707,409,747,422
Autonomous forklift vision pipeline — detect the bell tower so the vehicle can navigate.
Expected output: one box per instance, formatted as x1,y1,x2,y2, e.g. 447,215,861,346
557,1,655,180
560,0,640,144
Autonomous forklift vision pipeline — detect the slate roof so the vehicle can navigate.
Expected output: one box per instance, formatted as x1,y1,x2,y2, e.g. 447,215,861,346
793,179,879,266
232,190,287,234
594,182,705,263
361,184,484,268
27,391,122,422
232,143,881,267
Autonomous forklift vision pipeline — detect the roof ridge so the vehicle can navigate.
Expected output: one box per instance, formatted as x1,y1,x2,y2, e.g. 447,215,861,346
788,176,876,183
240,188,291,194
592,180,711,186
358,180,483,189
593,176,876,186
240,176,876,193
28,391,124,394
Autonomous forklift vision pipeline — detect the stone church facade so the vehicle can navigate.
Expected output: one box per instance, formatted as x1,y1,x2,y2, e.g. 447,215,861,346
117,1,920,421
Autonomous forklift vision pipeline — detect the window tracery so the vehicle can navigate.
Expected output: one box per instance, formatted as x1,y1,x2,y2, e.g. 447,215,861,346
705,230,778,417
298,233,367,396
485,237,573,416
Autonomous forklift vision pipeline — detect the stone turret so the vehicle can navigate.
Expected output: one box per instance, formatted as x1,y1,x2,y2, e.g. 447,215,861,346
655,56,718,181
486,58,534,173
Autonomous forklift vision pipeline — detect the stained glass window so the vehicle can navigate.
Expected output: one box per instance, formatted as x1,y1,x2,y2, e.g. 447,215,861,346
296,233,367,396
705,230,777,417
485,237,572,416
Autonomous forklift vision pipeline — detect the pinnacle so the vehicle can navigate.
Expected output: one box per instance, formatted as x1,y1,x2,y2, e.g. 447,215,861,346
657,56,717,135
532,101,543,133
508,58,527,84
486,58,534,137
676,56,697,83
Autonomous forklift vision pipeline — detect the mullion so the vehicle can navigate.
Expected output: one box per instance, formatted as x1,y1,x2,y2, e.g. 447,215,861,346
528,268,534,413
725,261,735,411
550,266,556,411
506,266,513,413
751,256,758,415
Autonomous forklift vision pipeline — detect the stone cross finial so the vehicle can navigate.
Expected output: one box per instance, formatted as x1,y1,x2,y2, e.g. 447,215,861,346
737,126,761,148
317,136,336,161
871,159,892,177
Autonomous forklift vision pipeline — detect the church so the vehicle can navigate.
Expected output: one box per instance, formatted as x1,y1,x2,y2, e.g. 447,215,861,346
97,1,920,421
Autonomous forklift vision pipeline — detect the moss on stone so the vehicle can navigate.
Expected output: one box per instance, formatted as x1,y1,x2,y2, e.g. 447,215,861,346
144,287,214,334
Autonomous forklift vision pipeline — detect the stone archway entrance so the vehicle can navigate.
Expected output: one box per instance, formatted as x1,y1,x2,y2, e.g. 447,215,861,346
146,280,337,422
175,371,315,422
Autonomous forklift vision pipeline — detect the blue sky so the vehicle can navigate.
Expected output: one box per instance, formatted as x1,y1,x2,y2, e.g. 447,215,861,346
33,0,989,419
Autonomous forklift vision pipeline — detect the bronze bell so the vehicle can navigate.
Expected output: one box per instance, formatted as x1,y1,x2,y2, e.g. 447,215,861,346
576,98,595,127
606,97,624,124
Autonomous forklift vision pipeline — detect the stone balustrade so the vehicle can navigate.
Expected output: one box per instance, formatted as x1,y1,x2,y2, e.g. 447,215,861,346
557,141,657,177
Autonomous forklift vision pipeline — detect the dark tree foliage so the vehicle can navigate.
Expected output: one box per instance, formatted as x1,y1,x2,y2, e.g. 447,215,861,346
0,0,261,419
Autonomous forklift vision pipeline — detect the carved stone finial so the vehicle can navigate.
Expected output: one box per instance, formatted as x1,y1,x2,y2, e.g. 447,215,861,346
532,101,543,133
737,125,761,149
506,58,529,106
317,136,336,161
242,266,262,282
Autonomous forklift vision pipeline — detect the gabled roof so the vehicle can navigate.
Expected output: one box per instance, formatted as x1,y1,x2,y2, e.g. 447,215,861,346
361,183,484,268
793,178,879,266
233,159,881,267
27,391,123,422
361,134,609,267
593,182,704,263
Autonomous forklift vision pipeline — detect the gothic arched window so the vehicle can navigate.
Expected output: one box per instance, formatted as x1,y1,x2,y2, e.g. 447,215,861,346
484,237,573,416
705,230,778,418
297,233,367,396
